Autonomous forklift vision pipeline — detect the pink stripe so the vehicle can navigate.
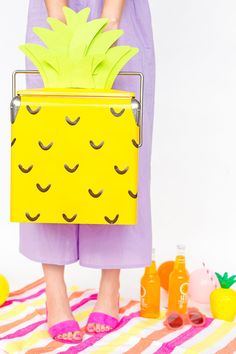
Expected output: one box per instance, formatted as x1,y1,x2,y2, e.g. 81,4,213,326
1,289,45,308
59,311,140,354
70,293,97,312
0,293,97,340
0,320,45,340
154,317,214,354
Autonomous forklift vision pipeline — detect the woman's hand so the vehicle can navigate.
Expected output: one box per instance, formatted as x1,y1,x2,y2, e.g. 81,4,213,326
44,0,68,21
101,0,126,31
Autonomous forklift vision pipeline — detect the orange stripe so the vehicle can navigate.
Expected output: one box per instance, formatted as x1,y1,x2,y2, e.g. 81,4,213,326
215,337,236,354
69,290,91,301
9,278,45,297
0,311,40,334
119,300,139,314
124,327,170,354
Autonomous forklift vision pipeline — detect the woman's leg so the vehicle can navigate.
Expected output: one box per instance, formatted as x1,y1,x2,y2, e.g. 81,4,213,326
43,264,82,341
87,269,120,333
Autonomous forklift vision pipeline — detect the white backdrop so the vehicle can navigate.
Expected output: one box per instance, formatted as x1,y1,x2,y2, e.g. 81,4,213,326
0,1,235,299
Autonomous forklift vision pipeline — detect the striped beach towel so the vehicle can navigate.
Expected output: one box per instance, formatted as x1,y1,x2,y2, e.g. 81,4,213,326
0,278,235,353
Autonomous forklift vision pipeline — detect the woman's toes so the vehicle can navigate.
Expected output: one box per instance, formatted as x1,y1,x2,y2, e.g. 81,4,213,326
105,325,111,332
62,333,68,340
56,334,63,340
95,324,101,332
67,331,73,340
100,324,105,332
87,323,95,332
73,331,82,340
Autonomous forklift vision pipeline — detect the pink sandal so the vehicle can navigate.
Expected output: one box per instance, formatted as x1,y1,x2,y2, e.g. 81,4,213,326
86,312,119,334
48,320,82,344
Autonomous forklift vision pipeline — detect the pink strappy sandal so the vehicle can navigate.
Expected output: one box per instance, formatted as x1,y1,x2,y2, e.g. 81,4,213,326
86,312,119,334
48,320,82,344
46,306,82,344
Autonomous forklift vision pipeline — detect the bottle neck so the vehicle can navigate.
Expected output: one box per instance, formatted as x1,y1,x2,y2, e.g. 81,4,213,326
174,255,186,271
144,260,157,275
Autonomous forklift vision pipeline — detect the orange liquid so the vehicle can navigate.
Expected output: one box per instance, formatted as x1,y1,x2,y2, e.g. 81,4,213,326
168,255,189,314
140,261,160,318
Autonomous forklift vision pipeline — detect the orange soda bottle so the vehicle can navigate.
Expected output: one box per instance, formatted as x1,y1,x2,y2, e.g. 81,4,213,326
168,245,189,314
140,249,160,318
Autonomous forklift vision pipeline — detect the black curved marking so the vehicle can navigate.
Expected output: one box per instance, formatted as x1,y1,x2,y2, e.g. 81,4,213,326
114,165,129,175
128,190,138,199
104,214,119,224
88,189,103,198
65,116,80,126
62,213,77,223
26,105,41,115
36,183,51,193
18,164,33,173
25,212,40,221
89,140,104,150
132,139,139,148
64,163,79,173
38,141,53,150
11,138,16,147
110,107,125,117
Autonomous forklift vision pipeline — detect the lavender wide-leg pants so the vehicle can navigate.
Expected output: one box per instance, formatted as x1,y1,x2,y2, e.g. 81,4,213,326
19,0,156,268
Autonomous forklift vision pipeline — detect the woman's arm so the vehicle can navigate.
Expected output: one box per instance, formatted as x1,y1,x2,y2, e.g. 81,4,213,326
44,0,68,21
101,0,126,30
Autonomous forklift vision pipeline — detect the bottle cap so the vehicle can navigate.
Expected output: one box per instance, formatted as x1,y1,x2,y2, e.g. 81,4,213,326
152,248,156,261
177,244,186,256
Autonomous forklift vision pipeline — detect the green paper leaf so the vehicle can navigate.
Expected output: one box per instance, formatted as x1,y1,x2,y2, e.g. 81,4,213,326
105,47,139,88
47,17,68,33
19,44,49,86
33,27,69,56
58,56,95,88
69,18,108,60
87,29,124,56
63,6,90,31
93,46,131,86
92,54,106,73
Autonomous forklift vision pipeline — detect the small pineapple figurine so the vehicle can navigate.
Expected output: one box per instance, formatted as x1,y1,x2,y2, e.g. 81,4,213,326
210,272,236,322
10,7,140,225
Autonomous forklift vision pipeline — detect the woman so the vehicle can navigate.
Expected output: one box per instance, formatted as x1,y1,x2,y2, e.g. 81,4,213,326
20,0,155,344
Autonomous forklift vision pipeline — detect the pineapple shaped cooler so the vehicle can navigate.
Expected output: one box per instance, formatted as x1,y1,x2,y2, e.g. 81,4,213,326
10,7,143,225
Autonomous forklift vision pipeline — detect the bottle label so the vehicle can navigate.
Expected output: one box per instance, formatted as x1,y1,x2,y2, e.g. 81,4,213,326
141,285,147,308
178,282,189,309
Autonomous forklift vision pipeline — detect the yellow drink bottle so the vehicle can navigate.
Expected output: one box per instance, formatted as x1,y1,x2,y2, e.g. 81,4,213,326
168,245,189,314
140,249,160,318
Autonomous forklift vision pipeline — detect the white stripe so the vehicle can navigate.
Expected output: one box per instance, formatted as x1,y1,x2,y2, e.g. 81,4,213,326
172,346,188,354
0,300,45,326
142,341,163,354
0,316,43,338
200,325,236,354
177,320,223,349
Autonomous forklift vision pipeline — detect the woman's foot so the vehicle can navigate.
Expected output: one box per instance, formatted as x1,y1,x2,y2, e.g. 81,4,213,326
86,269,120,333
43,264,82,342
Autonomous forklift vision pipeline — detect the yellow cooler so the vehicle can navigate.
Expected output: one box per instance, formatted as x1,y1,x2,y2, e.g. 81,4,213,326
10,71,143,225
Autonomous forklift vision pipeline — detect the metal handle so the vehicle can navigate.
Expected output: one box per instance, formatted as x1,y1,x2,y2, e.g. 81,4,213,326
12,70,144,147
118,71,144,147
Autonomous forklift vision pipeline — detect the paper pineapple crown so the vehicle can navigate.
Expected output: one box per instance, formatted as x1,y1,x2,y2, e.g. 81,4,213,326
20,6,139,89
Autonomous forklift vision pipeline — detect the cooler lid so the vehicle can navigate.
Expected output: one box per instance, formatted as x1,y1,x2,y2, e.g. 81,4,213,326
17,88,135,98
